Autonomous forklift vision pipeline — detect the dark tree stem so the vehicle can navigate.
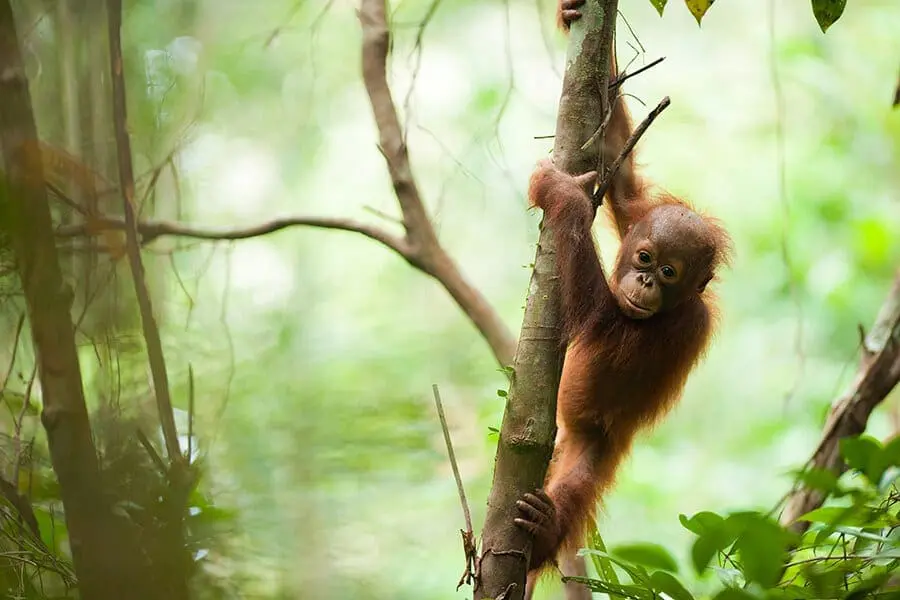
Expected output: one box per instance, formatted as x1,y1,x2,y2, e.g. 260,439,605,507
474,2,620,599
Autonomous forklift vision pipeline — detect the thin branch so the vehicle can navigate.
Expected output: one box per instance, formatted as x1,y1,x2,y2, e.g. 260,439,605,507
107,0,180,461
432,384,477,590
0,312,25,392
780,270,900,534
357,0,516,367
592,96,670,207
608,56,664,90
432,385,473,531
56,215,410,255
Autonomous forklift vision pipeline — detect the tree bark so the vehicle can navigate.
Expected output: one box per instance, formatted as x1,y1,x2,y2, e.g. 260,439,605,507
780,269,900,535
0,4,150,599
474,2,619,599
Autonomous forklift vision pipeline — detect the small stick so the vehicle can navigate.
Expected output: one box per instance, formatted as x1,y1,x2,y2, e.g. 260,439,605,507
593,96,671,207
432,384,472,532
608,56,665,90
432,384,477,589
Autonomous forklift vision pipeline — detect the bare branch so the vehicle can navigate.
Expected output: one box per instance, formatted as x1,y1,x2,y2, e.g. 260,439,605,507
608,56,665,90
432,384,477,590
107,0,181,462
780,270,900,534
592,96,670,207
56,215,411,255
357,0,516,367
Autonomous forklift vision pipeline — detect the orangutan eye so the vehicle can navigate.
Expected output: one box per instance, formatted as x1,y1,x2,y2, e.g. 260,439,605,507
660,265,676,279
637,251,652,265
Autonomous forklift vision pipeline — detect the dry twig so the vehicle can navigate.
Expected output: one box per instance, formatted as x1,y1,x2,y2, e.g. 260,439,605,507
107,0,181,462
592,96,670,207
431,384,477,590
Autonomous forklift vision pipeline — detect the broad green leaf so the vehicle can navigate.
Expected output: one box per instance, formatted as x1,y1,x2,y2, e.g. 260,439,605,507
611,542,679,572
798,506,858,525
649,0,667,16
580,549,651,585
587,527,624,599
649,571,694,600
805,567,845,598
800,506,896,529
811,0,847,33
712,588,759,600
789,466,840,494
766,585,816,599
562,576,652,600
840,435,885,482
680,511,725,536
732,516,789,587
882,436,900,465
684,0,715,25
834,525,895,542
690,535,719,575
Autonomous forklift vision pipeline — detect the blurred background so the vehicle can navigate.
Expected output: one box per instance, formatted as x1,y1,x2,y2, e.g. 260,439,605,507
1,0,899,598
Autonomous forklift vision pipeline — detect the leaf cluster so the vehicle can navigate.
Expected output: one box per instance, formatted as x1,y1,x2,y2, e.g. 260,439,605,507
572,434,900,599
648,0,847,32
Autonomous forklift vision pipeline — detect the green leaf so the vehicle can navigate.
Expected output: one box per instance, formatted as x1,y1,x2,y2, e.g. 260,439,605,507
712,588,759,600
834,525,895,543
611,542,679,572
789,466,840,494
690,535,719,575
680,511,725,535
587,527,624,599
580,549,651,585
882,436,900,465
840,435,886,482
811,0,847,33
798,506,858,525
799,505,896,529
562,576,652,600
649,571,694,600
496,389,507,398
732,515,790,587
649,0,667,16
766,586,816,599
684,0,715,25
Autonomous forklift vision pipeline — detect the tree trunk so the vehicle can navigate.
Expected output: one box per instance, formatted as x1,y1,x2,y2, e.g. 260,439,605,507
474,2,619,599
0,4,151,599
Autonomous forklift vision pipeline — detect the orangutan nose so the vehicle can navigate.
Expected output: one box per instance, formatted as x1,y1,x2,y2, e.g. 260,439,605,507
637,273,654,288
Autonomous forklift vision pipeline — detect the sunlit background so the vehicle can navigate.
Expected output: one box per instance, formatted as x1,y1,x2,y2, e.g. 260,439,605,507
3,0,900,598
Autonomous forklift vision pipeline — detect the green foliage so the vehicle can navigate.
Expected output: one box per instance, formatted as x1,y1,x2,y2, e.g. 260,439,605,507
649,0,668,17
652,0,849,29
575,433,900,599
684,0,716,25
811,0,847,32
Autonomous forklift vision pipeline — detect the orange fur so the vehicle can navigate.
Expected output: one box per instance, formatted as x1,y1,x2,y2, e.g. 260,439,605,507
519,8,733,593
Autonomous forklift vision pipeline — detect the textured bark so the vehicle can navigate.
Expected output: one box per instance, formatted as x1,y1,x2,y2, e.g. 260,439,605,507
0,3,149,598
474,2,619,599
780,270,900,535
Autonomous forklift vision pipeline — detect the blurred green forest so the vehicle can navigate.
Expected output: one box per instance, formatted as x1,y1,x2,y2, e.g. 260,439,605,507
1,0,899,598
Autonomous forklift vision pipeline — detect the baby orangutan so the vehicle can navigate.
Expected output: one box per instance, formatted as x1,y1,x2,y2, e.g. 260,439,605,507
516,34,732,599
517,159,730,597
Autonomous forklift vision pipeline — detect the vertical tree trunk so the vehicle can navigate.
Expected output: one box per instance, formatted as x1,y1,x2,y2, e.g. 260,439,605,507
0,4,150,599
474,2,618,599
